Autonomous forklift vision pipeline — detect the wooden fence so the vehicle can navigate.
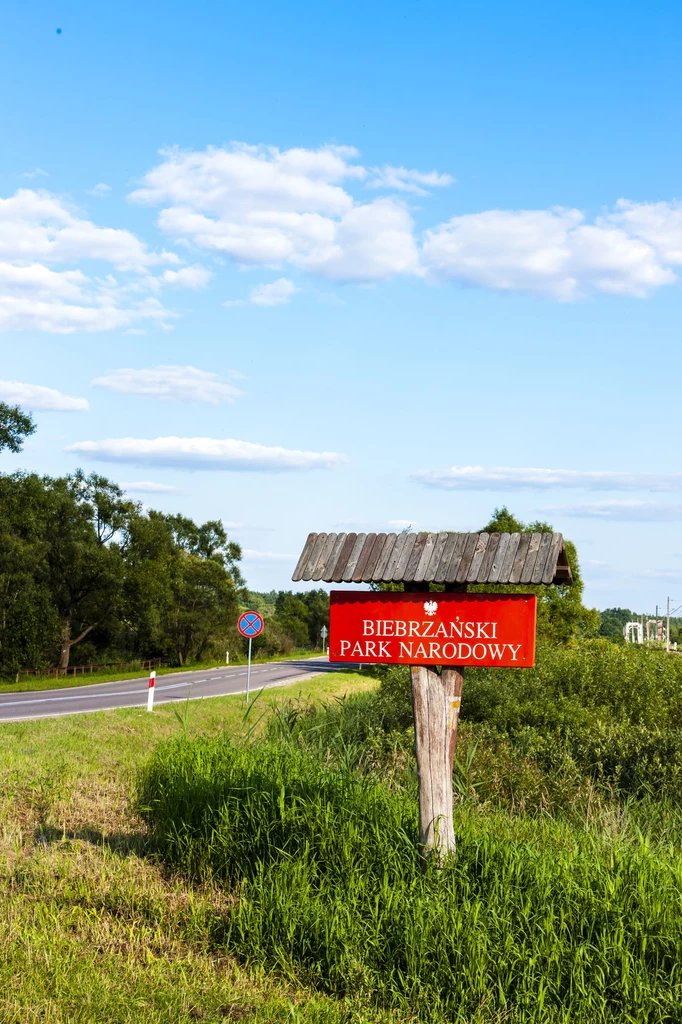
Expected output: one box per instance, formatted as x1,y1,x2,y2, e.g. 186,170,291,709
14,657,170,681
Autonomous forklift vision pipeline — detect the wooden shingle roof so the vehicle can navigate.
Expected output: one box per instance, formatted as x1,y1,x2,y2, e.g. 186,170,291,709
292,532,572,586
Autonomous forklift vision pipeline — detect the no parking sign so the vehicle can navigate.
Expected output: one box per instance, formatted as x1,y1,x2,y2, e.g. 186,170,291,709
238,611,263,701
238,611,264,638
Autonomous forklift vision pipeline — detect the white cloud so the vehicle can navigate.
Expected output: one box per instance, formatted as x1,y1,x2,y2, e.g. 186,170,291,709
160,265,212,289
130,144,430,282
248,278,299,306
367,166,454,195
6,148,681,328
0,189,163,270
388,519,417,529
91,365,244,404
88,183,112,197
129,144,682,298
130,143,363,215
414,466,682,491
607,200,682,265
0,379,88,411
242,549,296,561
223,277,299,307
120,481,180,494
65,436,348,471
0,188,208,333
540,500,682,521
422,207,675,299
307,198,419,281
0,261,171,333
21,168,48,179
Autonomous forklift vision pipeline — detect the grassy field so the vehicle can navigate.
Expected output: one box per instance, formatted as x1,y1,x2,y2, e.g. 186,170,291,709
0,649,324,694
0,670,394,1024
138,641,682,1024
6,641,682,1022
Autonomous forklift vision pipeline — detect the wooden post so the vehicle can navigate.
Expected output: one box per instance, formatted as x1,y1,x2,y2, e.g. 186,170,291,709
407,581,466,865
410,665,463,864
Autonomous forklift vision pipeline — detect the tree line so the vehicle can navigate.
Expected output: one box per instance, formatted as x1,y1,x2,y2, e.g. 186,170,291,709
0,468,248,674
0,465,334,676
0,400,332,676
0,401,608,677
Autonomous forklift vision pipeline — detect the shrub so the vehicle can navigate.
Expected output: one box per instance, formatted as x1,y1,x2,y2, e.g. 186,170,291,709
360,641,682,801
140,739,682,1023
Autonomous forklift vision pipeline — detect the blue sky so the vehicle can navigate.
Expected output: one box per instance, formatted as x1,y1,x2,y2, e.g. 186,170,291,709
1,0,681,610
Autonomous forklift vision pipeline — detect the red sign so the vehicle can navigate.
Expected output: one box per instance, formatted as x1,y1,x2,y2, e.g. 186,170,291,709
330,591,537,667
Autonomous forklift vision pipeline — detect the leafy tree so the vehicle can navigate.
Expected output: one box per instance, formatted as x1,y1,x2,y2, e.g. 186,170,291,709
599,607,635,642
0,467,247,675
0,473,59,674
274,593,312,649
300,589,330,647
43,474,138,669
119,509,177,658
165,513,245,585
0,403,35,454
477,506,600,642
123,511,244,666
272,589,330,650
165,551,240,665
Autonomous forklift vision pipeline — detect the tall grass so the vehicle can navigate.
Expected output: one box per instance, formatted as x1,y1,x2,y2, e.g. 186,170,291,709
139,738,682,1023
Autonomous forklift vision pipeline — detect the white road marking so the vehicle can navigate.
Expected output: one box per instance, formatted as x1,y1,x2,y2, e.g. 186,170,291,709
0,680,192,708
0,661,329,722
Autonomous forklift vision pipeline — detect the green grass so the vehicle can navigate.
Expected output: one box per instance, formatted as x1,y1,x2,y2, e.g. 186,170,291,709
0,670,397,1024
136,641,682,1023
0,648,325,693
140,737,682,1024
7,638,682,1022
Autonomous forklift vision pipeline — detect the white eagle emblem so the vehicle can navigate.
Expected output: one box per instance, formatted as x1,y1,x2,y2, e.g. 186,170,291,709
424,600,438,616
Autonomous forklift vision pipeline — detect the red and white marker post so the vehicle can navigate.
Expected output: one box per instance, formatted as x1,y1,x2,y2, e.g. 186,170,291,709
147,669,156,712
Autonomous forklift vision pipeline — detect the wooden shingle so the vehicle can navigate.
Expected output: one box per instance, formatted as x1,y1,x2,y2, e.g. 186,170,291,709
292,531,573,585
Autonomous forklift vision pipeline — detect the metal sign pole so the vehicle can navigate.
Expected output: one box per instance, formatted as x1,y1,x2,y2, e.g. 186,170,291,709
237,610,263,703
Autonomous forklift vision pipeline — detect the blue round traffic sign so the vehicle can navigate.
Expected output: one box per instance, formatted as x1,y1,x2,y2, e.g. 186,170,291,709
238,611,264,637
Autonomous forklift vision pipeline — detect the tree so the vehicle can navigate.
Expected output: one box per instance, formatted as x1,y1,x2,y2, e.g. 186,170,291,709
274,592,312,649
0,473,59,674
299,589,330,647
44,473,138,669
477,506,600,642
0,403,35,454
164,551,240,665
121,510,177,658
123,511,245,666
165,514,245,586
0,468,248,674
598,608,634,642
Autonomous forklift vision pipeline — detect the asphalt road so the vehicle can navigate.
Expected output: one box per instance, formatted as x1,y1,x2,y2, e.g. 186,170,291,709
0,658,343,722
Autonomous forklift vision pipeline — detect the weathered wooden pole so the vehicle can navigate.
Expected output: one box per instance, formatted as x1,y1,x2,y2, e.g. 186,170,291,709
410,664,463,864
407,581,465,865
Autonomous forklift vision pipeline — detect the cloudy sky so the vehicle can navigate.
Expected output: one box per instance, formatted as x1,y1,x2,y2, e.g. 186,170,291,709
1,0,681,609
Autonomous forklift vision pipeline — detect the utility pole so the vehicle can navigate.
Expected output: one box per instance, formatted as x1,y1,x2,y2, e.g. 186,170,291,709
667,597,671,652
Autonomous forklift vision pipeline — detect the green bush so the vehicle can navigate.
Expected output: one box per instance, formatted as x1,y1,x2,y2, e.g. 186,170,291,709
140,739,682,1023
357,641,682,802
